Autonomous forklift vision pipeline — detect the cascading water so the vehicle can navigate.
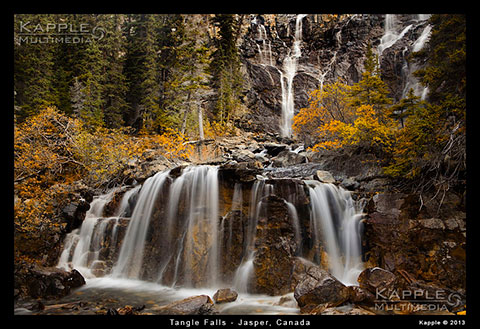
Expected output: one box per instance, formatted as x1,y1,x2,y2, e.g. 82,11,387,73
401,22,432,100
232,179,274,293
111,171,170,279
378,14,414,61
255,23,273,66
280,14,307,138
306,181,364,286
57,188,133,278
57,164,364,303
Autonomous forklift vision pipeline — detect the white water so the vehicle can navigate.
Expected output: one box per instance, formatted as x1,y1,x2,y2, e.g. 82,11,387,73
256,23,273,66
401,24,432,100
170,166,220,287
111,171,170,279
57,164,365,314
378,18,413,56
57,189,117,278
306,181,364,286
232,180,273,293
280,14,307,137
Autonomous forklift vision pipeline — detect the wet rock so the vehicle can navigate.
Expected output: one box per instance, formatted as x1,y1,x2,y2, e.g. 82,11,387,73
252,195,298,296
103,188,127,217
294,265,350,312
16,264,85,300
219,161,263,183
150,295,217,315
348,285,376,304
62,199,90,232
213,288,238,304
219,210,245,282
262,143,287,157
357,267,397,295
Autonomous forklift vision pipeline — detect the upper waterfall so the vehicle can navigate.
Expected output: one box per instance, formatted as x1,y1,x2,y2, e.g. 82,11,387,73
280,14,307,138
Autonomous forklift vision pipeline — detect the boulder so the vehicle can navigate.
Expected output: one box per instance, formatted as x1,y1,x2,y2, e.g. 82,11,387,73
16,264,85,300
213,288,238,304
263,143,287,157
314,170,335,184
231,149,256,163
272,150,306,167
357,267,397,295
294,266,350,312
150,295,217,315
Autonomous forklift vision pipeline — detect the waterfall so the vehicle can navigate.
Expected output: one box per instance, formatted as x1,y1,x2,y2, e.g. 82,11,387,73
280,14,307,138
401,23,432,100
111,171,170,279
378,14,413,56
306,181,364,286
171,166,220,287
57,189,124,278
232,180,273,292
57,164,364,292
256,24,273,66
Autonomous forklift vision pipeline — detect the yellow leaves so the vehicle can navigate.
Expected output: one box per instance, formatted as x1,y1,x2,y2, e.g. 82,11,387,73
203,119,237,138
137,128,194,159
300,103,396,152
14,106,194,242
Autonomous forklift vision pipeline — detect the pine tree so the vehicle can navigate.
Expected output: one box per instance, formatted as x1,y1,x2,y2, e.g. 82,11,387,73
14,14,58,121
100,14,128,128
123,14,162,132
159,15,212,137
412,14,466,121
209,14,244,125
349,43,393,121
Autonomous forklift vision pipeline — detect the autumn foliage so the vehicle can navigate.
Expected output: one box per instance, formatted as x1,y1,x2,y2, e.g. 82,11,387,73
14,107,193,248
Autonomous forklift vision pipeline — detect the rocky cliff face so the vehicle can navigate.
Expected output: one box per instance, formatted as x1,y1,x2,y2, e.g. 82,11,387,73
238,14,431,134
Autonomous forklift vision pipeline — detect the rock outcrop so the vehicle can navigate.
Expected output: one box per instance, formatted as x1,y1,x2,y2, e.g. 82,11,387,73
14,263,85,300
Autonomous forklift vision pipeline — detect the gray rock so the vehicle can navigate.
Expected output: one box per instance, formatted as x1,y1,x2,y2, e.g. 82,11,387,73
232,149,256,162
419,218,445,230
150,295,217,315
272,150,306,167
340,177,360,190
314,170,335,184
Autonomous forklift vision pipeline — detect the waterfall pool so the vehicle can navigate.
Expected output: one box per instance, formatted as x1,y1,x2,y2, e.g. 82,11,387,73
15,277,300,315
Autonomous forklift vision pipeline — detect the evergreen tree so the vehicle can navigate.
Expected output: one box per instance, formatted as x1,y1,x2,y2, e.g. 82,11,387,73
385,14,466,188
209,14,244,124
349,43,393,121
412,14,466,121
159,15,212,136
14,14,58,121
123,14,161,132
100,14,128,128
